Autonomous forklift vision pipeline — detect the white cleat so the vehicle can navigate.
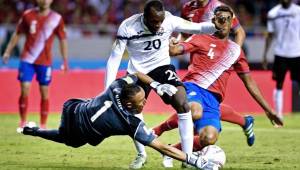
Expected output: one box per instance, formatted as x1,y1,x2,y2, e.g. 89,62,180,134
129,154,147,169
162,155,173,168
16,127,23,133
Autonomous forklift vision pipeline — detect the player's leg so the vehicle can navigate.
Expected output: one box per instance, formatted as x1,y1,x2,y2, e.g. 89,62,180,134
272,56,288,119
220,104,255,146
169,83,194,156
17,61,35,131
36,65,52,129
129,81,151,169
289,56,300,95
153,101,202,136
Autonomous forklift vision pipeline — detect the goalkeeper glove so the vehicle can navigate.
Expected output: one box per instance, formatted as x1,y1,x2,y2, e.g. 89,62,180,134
150,81,178,96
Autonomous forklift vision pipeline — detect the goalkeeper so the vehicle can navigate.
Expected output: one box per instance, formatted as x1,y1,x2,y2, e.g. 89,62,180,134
22,73,216,169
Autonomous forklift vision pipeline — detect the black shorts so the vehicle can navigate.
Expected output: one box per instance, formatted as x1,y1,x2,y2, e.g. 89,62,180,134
60,99,87,148
137,65,184,104
272,55,300,83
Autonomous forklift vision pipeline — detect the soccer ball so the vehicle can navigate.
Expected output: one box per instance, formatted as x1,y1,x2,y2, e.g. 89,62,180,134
198,145,226,169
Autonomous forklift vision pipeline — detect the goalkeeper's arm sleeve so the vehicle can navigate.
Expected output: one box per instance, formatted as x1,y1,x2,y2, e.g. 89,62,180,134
104,39,127,89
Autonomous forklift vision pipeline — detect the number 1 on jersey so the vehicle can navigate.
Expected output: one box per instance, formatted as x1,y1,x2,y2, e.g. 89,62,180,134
207,43,216,59
91,101,113,122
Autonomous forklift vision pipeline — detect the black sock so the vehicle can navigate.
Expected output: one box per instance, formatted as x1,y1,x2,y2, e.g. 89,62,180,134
35,129,65,143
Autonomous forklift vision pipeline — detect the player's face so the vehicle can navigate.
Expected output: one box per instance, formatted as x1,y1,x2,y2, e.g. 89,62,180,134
280,0,292,8
128,88,147,114
36,0,53,10
213,11,232,38
144,7,165,33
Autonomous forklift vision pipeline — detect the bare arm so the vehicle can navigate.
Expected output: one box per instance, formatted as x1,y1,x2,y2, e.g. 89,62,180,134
59,39,68,72
262,32,274,70
234,26,246,46
2,32,20,64
148,138,186,162
238,73,283,126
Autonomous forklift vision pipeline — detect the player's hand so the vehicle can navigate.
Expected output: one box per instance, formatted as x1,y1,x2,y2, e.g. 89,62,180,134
169,37,179,46
60,59,69,73
186,152,219,170
262,56,268,70
2,52,10,64
150,81,178,96
265,110,283,127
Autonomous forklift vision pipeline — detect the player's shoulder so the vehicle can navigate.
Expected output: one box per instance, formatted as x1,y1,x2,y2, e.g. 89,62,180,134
50,10,63,18
268,4,281,18
227,39,242,55
120,13,143,28
22,8,37,17
118,13,143,34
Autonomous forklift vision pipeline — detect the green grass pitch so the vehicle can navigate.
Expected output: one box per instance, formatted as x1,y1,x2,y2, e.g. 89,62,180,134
0,113,300,170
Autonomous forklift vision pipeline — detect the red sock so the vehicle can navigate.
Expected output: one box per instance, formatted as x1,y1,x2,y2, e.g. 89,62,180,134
172,136,203,151
220,104,245,127
19,96,28,127
153,113,178,136
40,99,49,128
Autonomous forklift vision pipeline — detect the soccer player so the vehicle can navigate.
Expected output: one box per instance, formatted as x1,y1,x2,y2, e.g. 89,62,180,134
2,0,68,130
22,73,218,170
262,0,300,120
154,6,283,167
179,0,256,147
104,0,217,168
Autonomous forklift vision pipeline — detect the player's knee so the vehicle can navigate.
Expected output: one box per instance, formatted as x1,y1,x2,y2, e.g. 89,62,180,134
172,87,190,112
190,102,202,121
199,127,218,147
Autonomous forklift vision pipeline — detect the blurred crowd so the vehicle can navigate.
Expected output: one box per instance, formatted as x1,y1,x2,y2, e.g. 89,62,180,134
1,0,300,37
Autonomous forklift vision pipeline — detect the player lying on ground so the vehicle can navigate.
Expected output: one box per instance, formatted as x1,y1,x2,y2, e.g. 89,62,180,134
151,6,283,167
21,73,218,169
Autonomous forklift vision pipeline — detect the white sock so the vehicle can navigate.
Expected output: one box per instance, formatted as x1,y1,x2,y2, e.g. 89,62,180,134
273,89,283,118
178,111,193,154
133,113,147,157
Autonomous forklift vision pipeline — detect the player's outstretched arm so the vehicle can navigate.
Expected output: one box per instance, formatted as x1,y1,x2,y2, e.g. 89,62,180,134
2,32,20,64
238,73,283,126
148,138,216,169
172,15,217,35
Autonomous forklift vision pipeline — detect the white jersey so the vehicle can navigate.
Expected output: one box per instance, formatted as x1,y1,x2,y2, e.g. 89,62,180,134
267,3,300,57
105,11,216,88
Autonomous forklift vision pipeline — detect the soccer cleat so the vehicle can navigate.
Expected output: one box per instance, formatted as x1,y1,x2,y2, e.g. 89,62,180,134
129,153,147,169
22,126,39,136
162,155,173,168
243,115,255,146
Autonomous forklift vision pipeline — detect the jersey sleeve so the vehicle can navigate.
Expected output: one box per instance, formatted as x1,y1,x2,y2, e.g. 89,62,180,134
233,50,250,74
180,35,201,53
16,12,28,34
55,17,67,40
133,121,156,146
267,12,275,33
169,13,216,34
104,22,128,89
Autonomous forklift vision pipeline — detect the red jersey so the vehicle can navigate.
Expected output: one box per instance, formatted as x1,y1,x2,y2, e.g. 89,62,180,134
16,8,66,66
181,0,240,31
181,34,250,101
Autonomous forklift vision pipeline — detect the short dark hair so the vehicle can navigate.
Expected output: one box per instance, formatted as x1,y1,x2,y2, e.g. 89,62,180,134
144,0,164,17
214,5,234,17
120,84,142,102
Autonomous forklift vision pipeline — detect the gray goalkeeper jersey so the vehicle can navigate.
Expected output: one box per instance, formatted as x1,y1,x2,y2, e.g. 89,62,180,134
73,74,155,146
